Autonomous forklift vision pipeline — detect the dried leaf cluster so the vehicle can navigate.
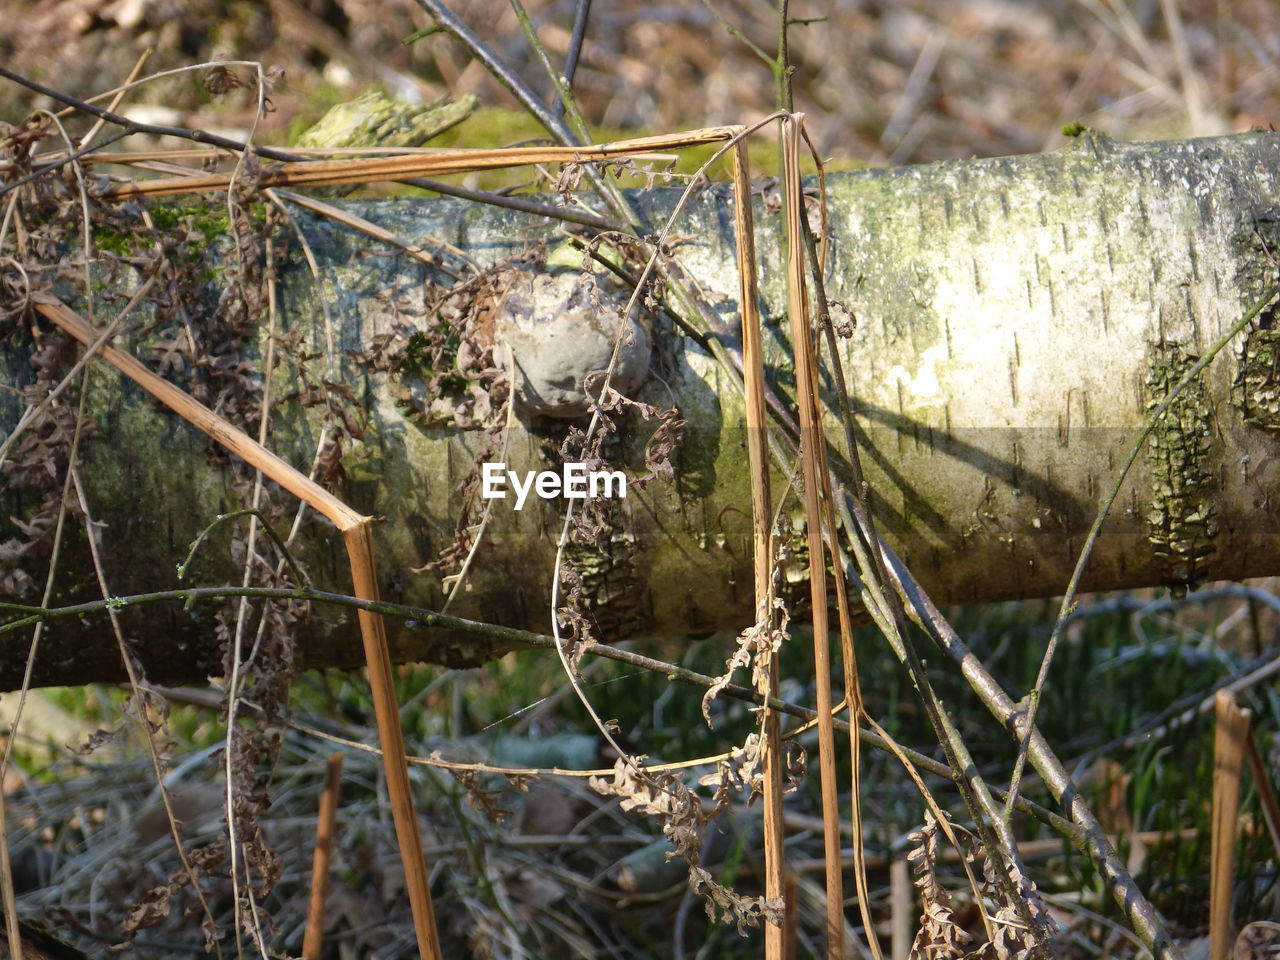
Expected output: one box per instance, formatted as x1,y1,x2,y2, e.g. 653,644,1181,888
588,758,783,934
909,812,1055,960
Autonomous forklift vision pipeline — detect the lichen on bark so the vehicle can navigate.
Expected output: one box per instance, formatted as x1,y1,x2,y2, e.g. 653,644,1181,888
1233,326,1280,432
1144,341,1218,588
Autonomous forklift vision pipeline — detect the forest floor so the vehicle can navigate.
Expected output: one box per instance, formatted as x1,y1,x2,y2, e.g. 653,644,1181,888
3,1,1280,958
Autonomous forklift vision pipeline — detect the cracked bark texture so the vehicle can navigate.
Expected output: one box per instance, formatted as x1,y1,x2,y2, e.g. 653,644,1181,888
3,130,1280,687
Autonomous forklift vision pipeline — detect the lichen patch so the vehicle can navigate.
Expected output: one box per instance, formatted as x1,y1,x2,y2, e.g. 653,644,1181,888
1233,325,1280,433
1145,341,1218,587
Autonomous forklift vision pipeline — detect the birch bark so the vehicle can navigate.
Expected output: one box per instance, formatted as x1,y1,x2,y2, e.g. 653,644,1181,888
3,130,1279,686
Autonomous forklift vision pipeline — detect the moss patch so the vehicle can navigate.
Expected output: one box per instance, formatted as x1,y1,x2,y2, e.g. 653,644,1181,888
148,199,233,243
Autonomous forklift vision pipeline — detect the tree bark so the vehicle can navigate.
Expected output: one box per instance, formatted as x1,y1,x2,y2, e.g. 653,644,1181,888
3,130,1280,688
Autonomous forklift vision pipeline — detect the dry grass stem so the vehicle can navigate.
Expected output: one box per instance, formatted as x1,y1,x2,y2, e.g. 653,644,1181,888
780,113,843,960
96,126,738,199
222,230,281,954
301,751,345,960
1210,691,1250,960
30,296,358,528
730,138,787,958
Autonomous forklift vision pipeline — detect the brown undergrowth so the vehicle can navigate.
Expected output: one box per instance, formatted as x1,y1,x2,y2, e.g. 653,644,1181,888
1,4,1279,958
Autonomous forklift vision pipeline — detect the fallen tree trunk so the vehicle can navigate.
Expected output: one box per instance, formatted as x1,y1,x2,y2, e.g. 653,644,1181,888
3,129,1280,688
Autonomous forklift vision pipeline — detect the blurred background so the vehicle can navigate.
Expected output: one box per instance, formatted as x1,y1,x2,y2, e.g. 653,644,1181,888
3,0,1278,164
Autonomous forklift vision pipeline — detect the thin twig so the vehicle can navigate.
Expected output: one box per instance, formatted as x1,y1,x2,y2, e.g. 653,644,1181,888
874,533,1184,960
0,64,300,163
731,138,788,957
702,0,775,68
78,48,153,149
178,509,311,588
223,213,278,960
0,583,1074,837
508,0,591,145
411,0,579,149
412,0,636,226
0,130,130,196
274,188,475,276
405,175,628,231
553,0,593,119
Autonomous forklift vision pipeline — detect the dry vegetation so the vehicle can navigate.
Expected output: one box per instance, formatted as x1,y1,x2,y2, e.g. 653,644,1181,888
2,2,1280,960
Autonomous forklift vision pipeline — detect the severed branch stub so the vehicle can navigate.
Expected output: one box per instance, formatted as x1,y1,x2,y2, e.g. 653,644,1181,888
476,267,651,418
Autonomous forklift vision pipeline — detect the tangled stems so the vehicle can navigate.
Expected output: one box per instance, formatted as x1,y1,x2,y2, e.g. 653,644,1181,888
0,582,1077,837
